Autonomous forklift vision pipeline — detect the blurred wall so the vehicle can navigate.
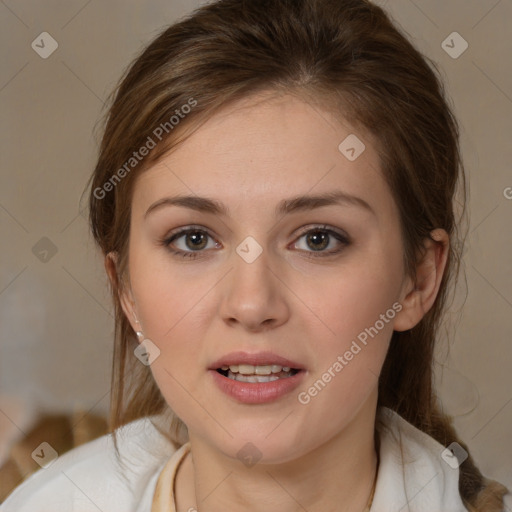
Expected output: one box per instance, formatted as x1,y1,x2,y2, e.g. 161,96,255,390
1,0,511,488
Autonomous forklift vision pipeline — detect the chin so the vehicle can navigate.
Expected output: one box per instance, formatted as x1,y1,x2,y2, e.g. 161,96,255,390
204,419,312,466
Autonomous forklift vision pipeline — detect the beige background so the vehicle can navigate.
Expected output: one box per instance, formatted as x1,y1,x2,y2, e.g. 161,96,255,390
1,0,511,489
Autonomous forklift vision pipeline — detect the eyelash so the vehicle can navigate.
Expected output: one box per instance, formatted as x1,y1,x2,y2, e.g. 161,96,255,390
160,224,351,260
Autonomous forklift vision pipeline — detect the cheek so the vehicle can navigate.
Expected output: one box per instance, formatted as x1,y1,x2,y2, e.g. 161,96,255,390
293,276,395,443
131,273,214,430
293,257,402,347
127,246,222,403
290,254,401,406
148,359,220,442
129,244,216,342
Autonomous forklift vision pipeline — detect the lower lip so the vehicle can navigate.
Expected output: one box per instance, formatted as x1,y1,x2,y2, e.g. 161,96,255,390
210,369,306,404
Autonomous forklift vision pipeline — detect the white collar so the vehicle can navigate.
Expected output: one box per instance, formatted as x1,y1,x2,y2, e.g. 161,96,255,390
371,407,468,511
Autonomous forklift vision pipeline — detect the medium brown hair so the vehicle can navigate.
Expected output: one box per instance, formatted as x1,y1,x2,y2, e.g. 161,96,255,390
87,0,508,508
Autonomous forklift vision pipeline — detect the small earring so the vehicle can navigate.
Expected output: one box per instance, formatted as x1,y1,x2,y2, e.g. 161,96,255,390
135,331,144,342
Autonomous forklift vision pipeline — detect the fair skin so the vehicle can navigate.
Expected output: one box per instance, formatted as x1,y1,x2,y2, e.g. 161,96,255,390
109,91,449,512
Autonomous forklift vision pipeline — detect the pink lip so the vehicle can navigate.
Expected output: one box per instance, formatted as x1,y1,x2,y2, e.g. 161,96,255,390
209,350,304,370
208,351,307,404
209,369,306,404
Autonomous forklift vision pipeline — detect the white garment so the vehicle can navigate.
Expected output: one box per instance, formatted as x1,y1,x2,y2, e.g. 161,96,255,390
0,407,507,511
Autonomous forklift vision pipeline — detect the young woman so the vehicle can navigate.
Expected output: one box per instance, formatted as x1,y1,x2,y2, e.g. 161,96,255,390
2,0,510,510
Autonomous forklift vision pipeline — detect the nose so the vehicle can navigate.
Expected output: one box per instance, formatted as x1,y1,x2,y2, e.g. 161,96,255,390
218,246,290,332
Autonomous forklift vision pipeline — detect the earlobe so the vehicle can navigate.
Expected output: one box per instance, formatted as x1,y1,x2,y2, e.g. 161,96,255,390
393,229,449,332
105,251,140,333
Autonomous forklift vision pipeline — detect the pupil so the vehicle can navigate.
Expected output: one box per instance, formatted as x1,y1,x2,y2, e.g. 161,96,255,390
306,231,328,251
186,231,207,250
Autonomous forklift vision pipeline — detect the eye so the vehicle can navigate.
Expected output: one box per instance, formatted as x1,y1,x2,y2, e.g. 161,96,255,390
292,225,350,256
161,224,350,260
163,227,220,258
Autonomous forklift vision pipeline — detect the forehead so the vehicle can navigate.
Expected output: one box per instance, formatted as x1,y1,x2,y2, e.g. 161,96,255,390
132,92,394,221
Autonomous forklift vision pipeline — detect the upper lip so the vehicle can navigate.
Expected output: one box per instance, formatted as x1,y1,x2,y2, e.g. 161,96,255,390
209,351,304,370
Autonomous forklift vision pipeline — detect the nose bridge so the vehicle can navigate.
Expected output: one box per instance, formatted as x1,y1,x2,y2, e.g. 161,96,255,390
233,239,272,294
219,236,289,330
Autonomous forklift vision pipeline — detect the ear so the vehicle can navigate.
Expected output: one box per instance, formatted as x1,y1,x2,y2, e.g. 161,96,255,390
393,229,449,332
105,251,140,334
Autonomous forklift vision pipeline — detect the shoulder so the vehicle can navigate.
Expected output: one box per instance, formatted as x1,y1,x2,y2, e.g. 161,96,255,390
372,407,469,511
0,415,178,512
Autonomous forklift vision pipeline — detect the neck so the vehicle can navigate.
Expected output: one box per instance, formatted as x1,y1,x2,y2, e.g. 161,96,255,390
175,397,379,512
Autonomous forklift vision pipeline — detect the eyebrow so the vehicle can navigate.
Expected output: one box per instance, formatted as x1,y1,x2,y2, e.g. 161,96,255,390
144,190,375,219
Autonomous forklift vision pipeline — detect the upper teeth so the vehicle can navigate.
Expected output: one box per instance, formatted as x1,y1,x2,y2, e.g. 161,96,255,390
220,364,291,375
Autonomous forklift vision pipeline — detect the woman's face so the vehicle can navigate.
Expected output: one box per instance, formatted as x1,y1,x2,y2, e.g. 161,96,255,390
122,92,411,463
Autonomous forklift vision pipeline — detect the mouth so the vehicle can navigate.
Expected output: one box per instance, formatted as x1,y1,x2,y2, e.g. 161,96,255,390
216,364,300,383
209,351,306,404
